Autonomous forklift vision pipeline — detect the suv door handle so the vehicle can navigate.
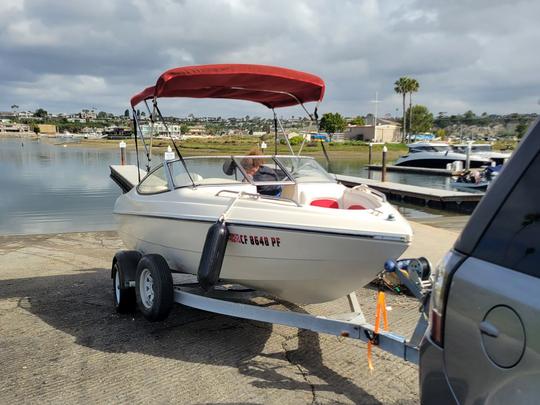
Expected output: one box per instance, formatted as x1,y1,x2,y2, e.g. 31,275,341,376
479,321,499,338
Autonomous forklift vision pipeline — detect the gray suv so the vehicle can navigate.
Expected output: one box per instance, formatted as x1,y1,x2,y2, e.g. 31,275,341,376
420,119,540,404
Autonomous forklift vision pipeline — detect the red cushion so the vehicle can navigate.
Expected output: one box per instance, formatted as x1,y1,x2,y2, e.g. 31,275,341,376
348,204,366,210
310,199,339,208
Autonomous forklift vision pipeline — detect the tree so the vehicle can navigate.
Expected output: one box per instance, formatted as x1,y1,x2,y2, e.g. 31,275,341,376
405,105,433,134
319,112,346,135
463,110,475,120
124,109,130,118
34,108,48,118
516,122,528,139
394,77,410,142
180,124,190,134
436,128,447,141
407,78,419,142
349,116,366,126
97,111,108,119
11,104,19,112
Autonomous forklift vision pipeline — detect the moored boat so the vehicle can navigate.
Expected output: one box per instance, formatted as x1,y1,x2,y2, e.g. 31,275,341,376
395,142,491,168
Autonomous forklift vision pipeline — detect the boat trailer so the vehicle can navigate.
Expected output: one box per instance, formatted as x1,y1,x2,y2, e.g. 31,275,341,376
113,250,432,366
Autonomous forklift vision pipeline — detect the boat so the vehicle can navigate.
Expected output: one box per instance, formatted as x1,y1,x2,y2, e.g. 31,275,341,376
450,165,503,191
113,64,413,304
450,143,511,165
394,142,491,168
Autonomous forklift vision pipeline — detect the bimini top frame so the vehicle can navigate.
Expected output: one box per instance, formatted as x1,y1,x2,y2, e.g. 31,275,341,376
129,64,326,182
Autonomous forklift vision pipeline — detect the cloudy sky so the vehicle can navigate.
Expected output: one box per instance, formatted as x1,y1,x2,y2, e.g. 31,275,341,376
1,0,539,118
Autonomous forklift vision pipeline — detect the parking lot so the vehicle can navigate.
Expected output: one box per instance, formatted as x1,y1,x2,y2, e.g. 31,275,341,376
0,223,457,404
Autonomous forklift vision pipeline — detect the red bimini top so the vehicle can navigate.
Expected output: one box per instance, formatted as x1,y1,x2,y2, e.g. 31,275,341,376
130,64,325,109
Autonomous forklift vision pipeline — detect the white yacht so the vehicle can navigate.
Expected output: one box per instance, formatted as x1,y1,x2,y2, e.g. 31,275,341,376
451,144,511,165
395,142,491,168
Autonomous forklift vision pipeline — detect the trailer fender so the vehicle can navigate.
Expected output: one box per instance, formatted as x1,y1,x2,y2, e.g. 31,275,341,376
112,250,142,288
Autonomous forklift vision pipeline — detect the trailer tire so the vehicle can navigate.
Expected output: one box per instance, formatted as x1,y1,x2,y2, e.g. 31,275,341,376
112,252,139,313
135,254,174,322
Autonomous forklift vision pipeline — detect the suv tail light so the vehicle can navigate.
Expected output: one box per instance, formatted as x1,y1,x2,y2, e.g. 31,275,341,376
430,250,465,346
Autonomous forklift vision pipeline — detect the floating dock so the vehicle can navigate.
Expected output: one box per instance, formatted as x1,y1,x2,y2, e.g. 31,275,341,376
366,165,458,176
336,174,483,211
110,165,146,193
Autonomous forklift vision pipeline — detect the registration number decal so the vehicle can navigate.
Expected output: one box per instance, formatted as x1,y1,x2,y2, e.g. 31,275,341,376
229,233,281,247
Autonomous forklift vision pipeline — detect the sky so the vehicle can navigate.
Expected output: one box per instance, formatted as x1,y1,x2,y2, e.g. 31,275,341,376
1,0,539,118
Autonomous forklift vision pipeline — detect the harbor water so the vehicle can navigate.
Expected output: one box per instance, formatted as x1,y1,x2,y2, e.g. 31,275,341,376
0,138,467,235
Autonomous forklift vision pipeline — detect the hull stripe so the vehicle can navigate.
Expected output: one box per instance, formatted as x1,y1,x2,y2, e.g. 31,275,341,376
115,212,408,243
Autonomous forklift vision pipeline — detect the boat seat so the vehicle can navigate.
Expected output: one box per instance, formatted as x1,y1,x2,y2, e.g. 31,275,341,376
310,199,339,209
347,204,367,210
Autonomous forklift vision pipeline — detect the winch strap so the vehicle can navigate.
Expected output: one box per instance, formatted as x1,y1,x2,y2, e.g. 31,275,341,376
368,291,389,371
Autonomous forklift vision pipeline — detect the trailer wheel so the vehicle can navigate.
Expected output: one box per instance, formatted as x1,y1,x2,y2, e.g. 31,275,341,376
112,259,137,313
135,254,174,322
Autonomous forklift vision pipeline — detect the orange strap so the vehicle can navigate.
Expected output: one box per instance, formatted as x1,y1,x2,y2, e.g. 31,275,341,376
368,291,389,371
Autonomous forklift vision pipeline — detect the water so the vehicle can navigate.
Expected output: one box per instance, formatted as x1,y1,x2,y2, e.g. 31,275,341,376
0,138,465,235
0,138,124,235
328,159,457,190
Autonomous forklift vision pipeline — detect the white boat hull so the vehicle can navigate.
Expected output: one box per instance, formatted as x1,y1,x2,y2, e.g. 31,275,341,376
116,213,409,303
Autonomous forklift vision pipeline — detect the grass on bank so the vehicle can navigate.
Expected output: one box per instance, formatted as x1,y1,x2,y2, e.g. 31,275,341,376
53,134,518,165
79,136,409,164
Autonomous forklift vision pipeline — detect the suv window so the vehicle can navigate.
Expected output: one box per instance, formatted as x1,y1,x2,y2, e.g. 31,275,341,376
474,152,540,277
137,165,169,194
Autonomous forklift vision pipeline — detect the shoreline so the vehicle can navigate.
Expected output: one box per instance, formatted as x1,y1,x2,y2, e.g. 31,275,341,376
23,135,406,163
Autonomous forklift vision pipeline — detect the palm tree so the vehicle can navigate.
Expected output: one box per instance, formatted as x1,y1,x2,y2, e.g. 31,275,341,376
407,78,419,141
394,77,409,142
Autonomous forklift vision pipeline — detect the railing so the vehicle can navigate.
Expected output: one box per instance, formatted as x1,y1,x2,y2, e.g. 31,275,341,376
215,189,301,207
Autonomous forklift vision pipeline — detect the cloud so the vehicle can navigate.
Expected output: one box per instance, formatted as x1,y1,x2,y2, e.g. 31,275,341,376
1,0,539,116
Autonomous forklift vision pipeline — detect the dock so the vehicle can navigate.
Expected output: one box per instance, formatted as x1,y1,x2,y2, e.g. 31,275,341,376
110,164,146,193
336,174,483,211
366,165,457,176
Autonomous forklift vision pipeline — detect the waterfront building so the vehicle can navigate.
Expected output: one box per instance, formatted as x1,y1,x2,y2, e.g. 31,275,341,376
345,123,401,143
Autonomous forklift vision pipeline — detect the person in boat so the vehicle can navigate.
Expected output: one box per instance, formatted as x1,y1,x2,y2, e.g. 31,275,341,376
241,149,282,197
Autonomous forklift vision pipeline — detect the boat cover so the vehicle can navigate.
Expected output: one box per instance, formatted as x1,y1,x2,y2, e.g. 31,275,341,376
130,86,156,109
130,64,325,109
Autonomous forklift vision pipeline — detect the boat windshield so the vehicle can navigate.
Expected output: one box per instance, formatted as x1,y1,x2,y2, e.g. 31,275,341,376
452,144,492,153
166,155,334,188
410,145,450,153
274,156,336,183
167,156,295,188
472,145,492,152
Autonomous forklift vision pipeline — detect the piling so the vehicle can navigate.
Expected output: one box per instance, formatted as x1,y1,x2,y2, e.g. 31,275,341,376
164,145,175,161
465,141,471,170
381,145,388,182
119,141,126,165
368,143,373,166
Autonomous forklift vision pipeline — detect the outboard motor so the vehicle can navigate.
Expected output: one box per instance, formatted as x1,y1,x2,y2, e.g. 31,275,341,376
197,219,229,291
